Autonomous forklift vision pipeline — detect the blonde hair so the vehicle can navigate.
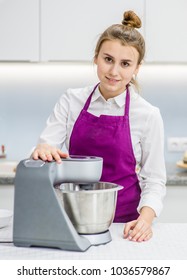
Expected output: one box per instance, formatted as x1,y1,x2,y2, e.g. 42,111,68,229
94,11,145,88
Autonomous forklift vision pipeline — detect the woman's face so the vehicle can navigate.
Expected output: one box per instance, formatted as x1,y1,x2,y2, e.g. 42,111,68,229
94,40,140,100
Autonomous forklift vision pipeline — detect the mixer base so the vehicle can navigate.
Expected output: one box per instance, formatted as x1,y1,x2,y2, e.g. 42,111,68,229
81,230,112,246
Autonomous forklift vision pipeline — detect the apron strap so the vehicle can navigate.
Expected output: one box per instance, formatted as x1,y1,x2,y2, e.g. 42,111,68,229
83,83,100,111
124,85,130,117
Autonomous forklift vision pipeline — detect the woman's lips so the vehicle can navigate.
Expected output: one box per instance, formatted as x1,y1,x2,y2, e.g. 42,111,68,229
106,76,120,83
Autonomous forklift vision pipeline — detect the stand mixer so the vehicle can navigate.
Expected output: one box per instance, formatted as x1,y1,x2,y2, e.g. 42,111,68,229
13,156,122,251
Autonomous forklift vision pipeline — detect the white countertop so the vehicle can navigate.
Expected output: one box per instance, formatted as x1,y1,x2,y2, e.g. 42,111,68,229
0,222,187,260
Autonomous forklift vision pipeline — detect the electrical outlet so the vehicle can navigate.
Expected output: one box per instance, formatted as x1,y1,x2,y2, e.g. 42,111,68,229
168,138,181,152
181,138,187,151
168,137,187,152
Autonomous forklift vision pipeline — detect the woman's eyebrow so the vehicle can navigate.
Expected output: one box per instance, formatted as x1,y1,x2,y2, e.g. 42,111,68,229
121,59,133,63
103,53,132,62
103,53,114,58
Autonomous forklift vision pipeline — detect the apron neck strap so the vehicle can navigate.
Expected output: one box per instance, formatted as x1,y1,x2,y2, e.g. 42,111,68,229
125,85,130,117
83,83,100,111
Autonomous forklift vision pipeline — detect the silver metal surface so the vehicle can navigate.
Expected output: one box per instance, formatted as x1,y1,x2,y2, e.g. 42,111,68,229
55,182,123,234
54,156,103,184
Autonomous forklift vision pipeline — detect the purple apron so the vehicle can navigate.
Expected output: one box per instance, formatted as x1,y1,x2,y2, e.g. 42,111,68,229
69,84,141,222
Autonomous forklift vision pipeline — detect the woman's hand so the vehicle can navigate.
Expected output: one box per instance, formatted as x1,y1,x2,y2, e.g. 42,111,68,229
123,218,153,242
32,143,69,163
123,206,155,242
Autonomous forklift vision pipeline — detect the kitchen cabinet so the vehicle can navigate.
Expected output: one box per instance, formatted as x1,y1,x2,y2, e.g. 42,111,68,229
40,0,145,61
2,0,187,63
0,0,39,62
145,0,187,62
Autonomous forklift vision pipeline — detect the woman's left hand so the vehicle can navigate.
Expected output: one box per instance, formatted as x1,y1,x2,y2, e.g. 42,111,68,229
123,218,153,242
123,206,155,242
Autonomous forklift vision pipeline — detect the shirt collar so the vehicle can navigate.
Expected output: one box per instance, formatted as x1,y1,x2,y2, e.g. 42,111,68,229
91,85,137,108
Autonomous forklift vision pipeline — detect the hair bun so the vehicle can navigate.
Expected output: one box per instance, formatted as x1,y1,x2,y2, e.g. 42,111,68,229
122,10,141,28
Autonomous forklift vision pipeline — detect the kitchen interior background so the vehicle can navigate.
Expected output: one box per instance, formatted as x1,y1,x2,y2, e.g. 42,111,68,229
0,0,187,164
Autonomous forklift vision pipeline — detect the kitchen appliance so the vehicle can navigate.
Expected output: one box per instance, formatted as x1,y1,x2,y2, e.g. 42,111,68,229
13,157,122,251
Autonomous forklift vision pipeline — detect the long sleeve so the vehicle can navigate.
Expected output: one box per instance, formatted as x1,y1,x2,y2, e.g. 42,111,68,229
137,107,166,217
38,92,70,148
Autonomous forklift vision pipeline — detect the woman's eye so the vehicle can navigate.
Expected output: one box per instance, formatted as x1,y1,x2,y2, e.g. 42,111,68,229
105,57,113,63
122,61,129,67
121,61,129,67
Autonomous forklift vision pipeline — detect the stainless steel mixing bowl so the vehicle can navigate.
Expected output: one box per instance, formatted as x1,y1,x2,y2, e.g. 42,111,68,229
55,182,123,234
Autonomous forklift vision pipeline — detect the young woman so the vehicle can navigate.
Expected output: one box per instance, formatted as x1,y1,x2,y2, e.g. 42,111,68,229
32,11,166,242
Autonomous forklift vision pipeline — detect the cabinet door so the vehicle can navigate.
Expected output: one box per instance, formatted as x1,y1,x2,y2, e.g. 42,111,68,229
0,0,39,62
145,0,187,62
41,0,145,61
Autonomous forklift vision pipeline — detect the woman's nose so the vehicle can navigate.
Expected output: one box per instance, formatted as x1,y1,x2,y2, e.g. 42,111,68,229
109,63,119,75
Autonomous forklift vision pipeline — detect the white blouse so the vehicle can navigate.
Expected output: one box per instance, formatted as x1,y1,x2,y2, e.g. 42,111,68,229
38,85,166,217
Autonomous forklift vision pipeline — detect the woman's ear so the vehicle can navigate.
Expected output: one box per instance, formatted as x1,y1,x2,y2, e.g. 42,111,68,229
94,56,98,65
134,64,141,75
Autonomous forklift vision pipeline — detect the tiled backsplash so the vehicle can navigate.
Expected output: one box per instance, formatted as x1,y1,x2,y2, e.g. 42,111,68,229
0,62,187,163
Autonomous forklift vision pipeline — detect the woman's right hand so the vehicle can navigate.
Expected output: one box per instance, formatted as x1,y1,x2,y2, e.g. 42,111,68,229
32,143,69,163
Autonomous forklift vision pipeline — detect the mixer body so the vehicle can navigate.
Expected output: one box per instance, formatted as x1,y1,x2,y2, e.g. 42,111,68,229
13,157,121,251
